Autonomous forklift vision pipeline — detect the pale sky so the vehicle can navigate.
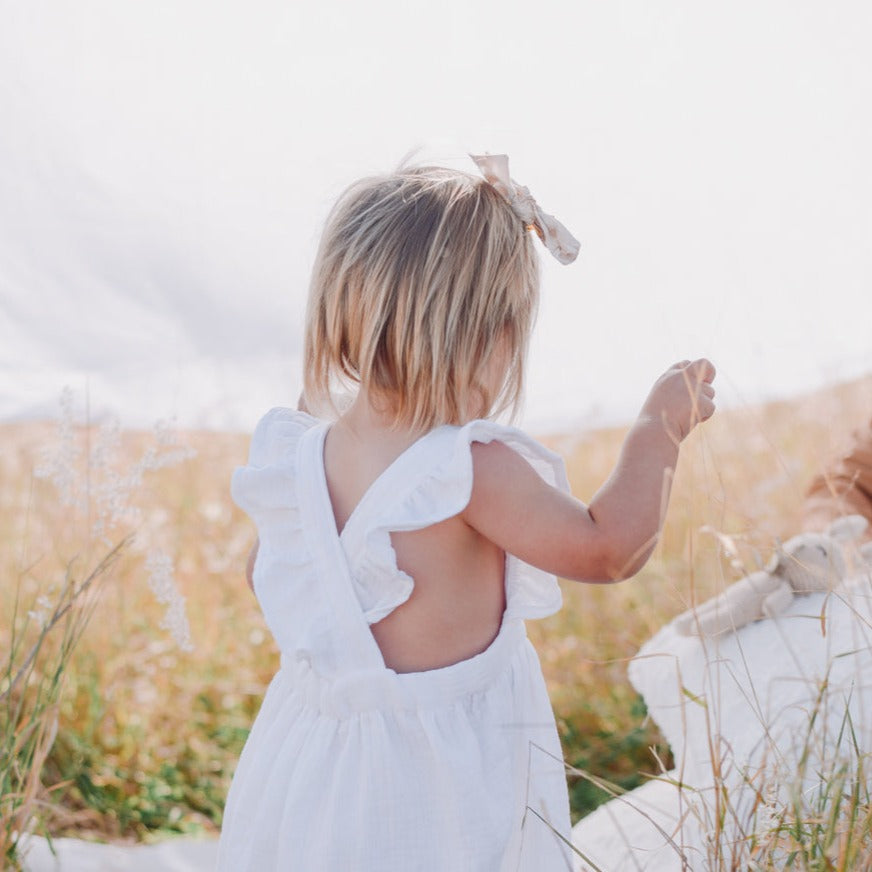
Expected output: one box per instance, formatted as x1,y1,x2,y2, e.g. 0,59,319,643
1,1,870,431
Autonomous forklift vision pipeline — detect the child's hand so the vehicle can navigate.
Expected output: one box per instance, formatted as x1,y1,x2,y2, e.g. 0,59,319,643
640,359,716,442
465,357,715,584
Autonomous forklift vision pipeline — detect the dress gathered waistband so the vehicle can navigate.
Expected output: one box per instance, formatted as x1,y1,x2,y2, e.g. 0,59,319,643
277,619,528,718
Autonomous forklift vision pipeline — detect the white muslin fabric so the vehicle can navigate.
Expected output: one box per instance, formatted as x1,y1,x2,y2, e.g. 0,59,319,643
217,408,574,871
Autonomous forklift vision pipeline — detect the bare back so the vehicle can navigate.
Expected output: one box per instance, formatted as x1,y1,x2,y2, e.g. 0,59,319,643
323,422,507,673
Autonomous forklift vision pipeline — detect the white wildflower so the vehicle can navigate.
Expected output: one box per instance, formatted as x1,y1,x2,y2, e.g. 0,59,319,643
751,781,784,846
91,415,121,471
34,389,197,647
146,550,194,652
200,501,226,523
34,390,196,540
135,418,197,475
89,416,139,537
34,386,82,507
27,594,54,629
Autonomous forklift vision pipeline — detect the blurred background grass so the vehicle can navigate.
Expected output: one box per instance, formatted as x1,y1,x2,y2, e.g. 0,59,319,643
2,375,870,844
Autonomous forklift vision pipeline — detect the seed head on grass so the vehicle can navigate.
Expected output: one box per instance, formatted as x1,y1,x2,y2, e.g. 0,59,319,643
146,550,193,653
2,388,197,867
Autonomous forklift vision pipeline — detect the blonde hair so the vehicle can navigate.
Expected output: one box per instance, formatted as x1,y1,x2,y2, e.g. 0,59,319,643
303,164,540,430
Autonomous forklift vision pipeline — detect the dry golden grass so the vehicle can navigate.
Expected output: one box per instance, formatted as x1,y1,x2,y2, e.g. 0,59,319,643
531,375,872,816
1,374,871,845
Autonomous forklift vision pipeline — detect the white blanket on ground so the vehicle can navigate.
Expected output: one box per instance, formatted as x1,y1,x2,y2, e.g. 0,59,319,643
21,576,872,872
572,571,872,871
21,835,218,872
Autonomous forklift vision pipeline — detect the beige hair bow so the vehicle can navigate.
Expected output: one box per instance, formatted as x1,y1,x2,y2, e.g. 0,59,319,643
470,153,580,265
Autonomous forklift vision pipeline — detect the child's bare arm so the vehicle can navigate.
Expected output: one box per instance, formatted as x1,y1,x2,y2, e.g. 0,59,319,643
246,538,259,591
463,359,715,583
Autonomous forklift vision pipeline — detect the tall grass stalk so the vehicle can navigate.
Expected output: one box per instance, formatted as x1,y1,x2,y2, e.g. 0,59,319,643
0,390,194,866
1,376,869,854
694,679,872,870
552,377,872,868
1,540,129,868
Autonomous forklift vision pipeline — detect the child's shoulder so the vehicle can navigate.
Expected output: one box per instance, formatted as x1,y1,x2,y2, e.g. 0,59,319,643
450,420,570,493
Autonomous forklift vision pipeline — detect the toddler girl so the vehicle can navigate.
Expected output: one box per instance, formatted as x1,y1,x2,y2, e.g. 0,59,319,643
217,154,715,871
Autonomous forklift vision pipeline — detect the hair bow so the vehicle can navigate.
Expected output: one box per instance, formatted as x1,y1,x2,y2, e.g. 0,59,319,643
470,153,580,265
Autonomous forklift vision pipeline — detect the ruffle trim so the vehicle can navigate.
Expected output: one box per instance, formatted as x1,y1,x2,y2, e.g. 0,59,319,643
230,408,317,515
344,420,569,624
232,411,569,628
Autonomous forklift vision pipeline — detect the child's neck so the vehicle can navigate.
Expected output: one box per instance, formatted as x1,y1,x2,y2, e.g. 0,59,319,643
335,389,425,456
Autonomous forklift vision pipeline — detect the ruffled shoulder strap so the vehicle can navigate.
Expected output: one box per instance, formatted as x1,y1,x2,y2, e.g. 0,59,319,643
231,407,318,519
341,420,570,625
459,422,570,622
231,408,347,666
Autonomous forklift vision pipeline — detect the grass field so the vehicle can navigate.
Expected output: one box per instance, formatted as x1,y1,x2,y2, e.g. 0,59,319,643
2,375,871,859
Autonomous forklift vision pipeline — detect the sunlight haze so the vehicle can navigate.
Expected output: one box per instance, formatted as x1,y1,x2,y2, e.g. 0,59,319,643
1,1,870,431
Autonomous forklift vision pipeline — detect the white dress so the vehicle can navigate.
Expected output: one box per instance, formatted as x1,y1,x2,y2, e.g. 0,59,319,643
217,408,574,871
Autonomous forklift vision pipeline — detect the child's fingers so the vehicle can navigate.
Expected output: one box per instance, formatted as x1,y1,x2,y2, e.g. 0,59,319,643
673,358,716,384
688,368,716,428
688,395,715,429
699,394,715,418
697,381,715,416
690,358,716,383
